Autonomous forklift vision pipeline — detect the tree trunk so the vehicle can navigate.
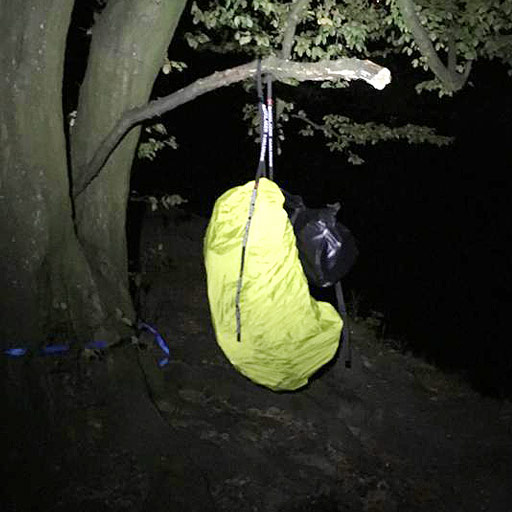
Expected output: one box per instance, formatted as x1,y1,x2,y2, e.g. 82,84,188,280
0,0,107,349
70,0,187,334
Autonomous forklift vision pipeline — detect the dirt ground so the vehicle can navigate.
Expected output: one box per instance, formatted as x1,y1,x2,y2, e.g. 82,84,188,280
2,206,511,511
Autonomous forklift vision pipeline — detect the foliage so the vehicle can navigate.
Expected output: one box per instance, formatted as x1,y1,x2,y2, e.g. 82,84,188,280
182,0,511,161
386,0,512,95
295,110,453,164
129,191,188,211
187,0,387,59
187,0,506,160
188,1,512,77
161,58,188,75
137,123,178,161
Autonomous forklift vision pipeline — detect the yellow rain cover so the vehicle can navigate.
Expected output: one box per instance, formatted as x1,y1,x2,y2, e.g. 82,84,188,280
204,178,342,391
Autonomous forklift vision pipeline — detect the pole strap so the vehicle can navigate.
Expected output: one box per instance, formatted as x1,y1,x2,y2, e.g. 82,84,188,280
266,74,274,181
235,61,274,342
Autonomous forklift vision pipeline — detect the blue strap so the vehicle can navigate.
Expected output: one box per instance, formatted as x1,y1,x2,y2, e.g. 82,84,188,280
4,340,108,358
2,326,171,369
138,322,170,367
85,341,108,350
41,344,71,354
4,347,28,357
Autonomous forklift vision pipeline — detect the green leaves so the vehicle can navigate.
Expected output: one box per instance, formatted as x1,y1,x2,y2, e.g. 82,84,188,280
162,58,188,75
188,0,285,54
293,110,453,165
178,1,509,167
129,192,189,211
137,124,178,161
187,0,511,93
186,0,388,58
388,0,512,94
322,113,453,147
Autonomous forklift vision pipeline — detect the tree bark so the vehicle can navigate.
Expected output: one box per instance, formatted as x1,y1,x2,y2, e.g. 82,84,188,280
0,0,108,349
70,0,188,333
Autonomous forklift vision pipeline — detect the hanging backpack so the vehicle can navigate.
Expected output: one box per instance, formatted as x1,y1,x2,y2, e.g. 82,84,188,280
204,178,343,391
204,64,357,390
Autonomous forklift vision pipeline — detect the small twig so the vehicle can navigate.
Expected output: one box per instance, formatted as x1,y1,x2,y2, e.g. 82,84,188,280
292,112,336,137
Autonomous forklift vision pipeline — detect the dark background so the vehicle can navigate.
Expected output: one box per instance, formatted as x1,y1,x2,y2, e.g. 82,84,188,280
67,4,512,397
131,52,511,397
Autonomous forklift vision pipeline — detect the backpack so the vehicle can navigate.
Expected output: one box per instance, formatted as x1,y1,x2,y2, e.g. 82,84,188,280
204,179,343,390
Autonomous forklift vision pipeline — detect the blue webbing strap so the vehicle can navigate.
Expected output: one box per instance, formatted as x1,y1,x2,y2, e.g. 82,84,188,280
139,322,170,367
3,322,171,367
4,340,108,357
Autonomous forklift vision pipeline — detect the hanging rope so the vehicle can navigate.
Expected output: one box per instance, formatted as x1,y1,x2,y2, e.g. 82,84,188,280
235,61,274,342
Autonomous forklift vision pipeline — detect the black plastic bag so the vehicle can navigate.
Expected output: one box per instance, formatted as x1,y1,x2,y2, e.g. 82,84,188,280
282,190,359,288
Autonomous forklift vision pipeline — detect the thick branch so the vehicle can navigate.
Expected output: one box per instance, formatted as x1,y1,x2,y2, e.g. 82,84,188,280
280,0,311,60
396,0,471,92
74,56,391,197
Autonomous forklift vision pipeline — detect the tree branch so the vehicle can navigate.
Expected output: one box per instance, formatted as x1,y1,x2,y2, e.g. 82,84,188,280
396,0,471,92
74,56,391,197
280,0,311,60
276,0,312,123
447,28,457,73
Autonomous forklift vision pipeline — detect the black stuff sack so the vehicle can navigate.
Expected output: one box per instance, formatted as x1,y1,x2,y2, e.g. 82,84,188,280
282,190,359,288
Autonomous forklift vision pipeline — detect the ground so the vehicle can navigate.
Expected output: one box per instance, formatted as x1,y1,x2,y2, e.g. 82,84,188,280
2,206,511,511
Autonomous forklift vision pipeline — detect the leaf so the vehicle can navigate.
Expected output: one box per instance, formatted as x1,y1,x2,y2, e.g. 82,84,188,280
318,17,333,26
239,34,252,45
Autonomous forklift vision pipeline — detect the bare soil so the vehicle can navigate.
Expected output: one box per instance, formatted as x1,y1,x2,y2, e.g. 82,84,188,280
2,207,511,511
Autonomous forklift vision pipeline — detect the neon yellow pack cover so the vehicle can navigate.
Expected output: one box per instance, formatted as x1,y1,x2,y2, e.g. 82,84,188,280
204,178,342,391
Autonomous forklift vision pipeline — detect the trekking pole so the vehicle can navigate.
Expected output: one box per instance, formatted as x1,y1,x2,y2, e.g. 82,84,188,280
335,280,352,368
